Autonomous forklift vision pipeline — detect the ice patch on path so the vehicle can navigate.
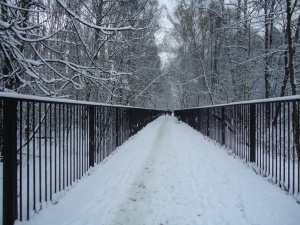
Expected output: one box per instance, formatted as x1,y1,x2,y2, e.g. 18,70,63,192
17,116,300,225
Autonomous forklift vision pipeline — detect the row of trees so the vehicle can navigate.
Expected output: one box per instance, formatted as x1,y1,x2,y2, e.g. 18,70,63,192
164,0,300,108
2,0,299,109
0,0,163,107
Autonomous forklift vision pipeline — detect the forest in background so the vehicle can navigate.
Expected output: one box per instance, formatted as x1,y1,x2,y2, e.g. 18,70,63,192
0,0,300,109
0,0,162,108
164,0,300,109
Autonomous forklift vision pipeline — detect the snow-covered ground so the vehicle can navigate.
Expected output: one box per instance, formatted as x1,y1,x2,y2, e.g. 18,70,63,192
17,116,300,225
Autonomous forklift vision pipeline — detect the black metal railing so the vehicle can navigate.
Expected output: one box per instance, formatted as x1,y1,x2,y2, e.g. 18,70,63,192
0,92,164,225
174,96,300,198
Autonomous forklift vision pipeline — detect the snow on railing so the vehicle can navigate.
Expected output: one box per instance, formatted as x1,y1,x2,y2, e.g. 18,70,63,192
0,93,165,225
174,96,300,202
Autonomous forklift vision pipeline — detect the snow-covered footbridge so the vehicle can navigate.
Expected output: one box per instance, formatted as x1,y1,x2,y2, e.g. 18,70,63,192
1,93,300,225
17,116,300,225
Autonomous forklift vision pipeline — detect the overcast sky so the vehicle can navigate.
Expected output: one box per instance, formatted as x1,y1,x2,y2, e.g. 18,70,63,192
158,0,175,10
156,0,176,67
157,0,175,29
155,0,175,44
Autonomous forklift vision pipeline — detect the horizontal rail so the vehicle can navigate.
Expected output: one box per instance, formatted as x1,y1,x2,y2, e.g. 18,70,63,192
0,92,157,110
0,94,165,225
174,95,300,110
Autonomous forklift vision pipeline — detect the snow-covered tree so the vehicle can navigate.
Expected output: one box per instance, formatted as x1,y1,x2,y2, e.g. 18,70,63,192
164,0,300,109
0,0,162,107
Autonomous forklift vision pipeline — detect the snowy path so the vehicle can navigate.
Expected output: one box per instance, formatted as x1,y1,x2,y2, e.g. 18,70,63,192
19,116,300,225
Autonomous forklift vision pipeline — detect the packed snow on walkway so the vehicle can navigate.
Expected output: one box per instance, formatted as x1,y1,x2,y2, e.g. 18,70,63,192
18,116,300,225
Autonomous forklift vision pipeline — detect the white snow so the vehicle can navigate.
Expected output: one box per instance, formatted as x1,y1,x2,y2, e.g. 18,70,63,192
16,116,300,225
56,0,142,35
0,21,10,29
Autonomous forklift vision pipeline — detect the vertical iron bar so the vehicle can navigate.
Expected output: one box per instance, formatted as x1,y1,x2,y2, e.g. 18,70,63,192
268,103,271,177
81,106,84,176
74,105,76,180
76,105,78,180
26,102,30,220
275,102,278,184
244,106,246,161
292,102,295,194
298,100,300,194
79,106,82,179
283,102,286,187
63,104,65,190
116,108,119,148
59,104,61,192
100,107,103,162
44,103,47,202
279,102,282,187
89,106,95,167
207,108,210,137
19,102,23,221
3,100,18,225
240,106,242,159
66,105,69,187
242,105,244,159
256,104,259,167
70,106,72,186
271,103,274,179
222,107,225,146
247,105,250,161
39,103,42,206
250,104,256,163
266,103,268,174
72,105,74,183
32,103,36,212
288,102,290,191
264,103,266,174
86,106,89,171
54,104,57,194
259,104,262,171
236,106,238,155
50,104,52,201
74,106,76,182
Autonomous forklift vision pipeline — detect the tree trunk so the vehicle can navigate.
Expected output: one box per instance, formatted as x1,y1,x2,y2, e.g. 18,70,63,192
1,0,13,90
273,48,289,125
243,0,250,100
221,0,239,101
264,1,271,127
286,0,299,158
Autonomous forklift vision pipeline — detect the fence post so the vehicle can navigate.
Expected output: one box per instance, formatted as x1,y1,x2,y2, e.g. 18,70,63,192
128,109,132,137
207,108,210,137
116,108,119,147
222,107,225,146
198,109,201,132
89,105,95,167
3,100,18,225
250,104,256,162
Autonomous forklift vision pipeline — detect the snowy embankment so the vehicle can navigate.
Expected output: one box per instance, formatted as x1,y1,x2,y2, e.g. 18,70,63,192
17,116,300,225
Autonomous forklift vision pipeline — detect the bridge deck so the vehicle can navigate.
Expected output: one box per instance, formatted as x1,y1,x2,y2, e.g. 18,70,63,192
19,116,300,225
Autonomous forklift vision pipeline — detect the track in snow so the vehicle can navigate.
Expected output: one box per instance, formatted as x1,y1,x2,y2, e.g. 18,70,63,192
19,116,300,225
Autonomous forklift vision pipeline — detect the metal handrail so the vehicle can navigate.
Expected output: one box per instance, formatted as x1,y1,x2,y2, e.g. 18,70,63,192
0,94,165,224
175,97,300,200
